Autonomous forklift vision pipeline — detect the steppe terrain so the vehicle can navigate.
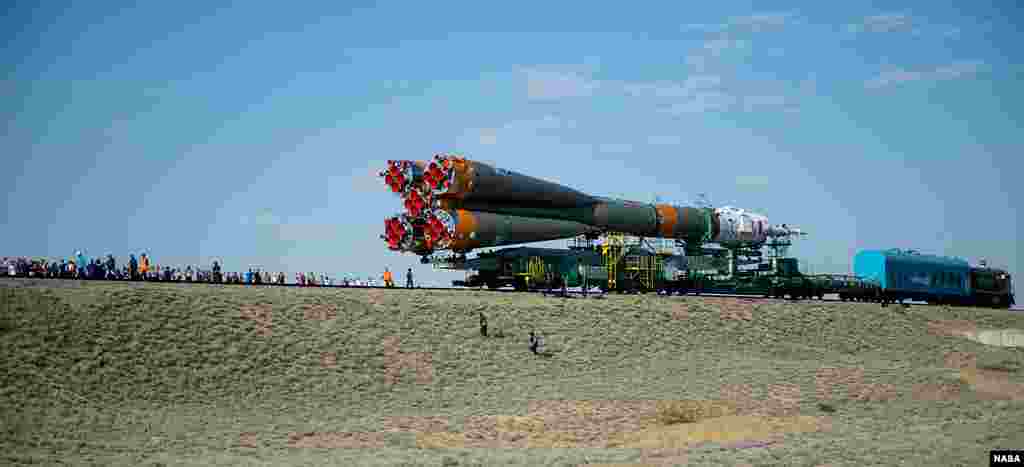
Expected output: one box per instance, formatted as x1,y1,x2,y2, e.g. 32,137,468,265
1,278,1022,466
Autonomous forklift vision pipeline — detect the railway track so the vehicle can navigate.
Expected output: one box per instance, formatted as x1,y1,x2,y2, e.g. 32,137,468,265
2,276,915,306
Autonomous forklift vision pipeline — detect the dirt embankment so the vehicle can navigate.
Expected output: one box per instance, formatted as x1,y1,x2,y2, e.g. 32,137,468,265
2,279,1023,466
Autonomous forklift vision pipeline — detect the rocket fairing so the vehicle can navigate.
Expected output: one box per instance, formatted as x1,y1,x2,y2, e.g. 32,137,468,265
380,155,802,255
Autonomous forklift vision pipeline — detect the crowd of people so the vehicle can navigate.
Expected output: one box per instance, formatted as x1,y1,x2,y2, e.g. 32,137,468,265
2,252,417,288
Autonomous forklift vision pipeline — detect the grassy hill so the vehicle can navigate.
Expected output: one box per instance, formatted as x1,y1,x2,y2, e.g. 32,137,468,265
1,278,1022,466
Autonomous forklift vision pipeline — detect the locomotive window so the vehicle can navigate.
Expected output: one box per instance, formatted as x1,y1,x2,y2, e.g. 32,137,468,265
975,273,995,290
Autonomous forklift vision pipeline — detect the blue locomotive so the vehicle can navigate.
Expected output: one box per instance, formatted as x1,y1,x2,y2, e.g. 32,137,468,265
852,249,1014,308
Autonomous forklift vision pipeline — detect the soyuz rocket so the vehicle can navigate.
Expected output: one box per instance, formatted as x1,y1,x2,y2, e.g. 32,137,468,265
380,155,803,258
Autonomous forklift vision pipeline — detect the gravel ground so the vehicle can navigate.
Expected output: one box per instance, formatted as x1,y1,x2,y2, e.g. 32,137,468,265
1,278,1022,466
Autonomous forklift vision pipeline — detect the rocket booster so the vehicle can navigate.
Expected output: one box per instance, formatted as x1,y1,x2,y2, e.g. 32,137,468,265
382,209,596,255
380,155,802,255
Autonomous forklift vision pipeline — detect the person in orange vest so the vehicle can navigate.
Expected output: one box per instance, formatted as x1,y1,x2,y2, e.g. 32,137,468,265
383,268,394,287
139,253,150,279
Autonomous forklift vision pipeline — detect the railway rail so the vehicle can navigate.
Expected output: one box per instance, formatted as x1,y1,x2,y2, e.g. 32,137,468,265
1,276,933,307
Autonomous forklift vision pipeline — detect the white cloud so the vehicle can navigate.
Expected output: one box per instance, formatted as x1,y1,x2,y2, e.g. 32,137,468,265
381,80,410,90
742,95,788,111
666,91,738,114
866,69,922,88
275,223,346,243
865,61,985,88
934,61,985,79
682,23,726,33
522,68,600,101
478,128,498,145
253,209,281,226
598,143,634,154
515,61,796,115
847,13,963,39
532,114,565,130
462,115,576,149
648,135,683,145
683,37,752,75
683,12,796,34
702,38,749,57
728,12,796,32
624,75,721,99
847,13,912,33
349,161,390,194
685,55,709,73
735,175,771,189
799,73,818,95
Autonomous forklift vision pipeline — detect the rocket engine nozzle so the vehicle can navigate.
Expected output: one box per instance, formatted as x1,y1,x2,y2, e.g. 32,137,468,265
423,209,456,249
383,213,448,255
381,160,429,195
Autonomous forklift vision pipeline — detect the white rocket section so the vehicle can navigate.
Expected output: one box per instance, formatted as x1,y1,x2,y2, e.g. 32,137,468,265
712,206,804,246
766,224,806,237
713,206,772,244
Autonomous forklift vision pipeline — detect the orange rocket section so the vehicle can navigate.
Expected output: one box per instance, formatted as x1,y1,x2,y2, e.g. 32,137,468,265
655,204,678,238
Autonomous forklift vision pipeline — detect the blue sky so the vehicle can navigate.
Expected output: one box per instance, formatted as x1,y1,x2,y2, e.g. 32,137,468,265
2,1,1020,295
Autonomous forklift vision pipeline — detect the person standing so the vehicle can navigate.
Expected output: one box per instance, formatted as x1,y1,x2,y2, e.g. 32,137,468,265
75,251,88,279
105,255,116,279
383,268,394,288
129,255,138,280
479,312,488,337
406,268,414,288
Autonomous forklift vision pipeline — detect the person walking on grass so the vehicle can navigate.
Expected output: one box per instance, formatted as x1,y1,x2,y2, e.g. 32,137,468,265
479,312,488,337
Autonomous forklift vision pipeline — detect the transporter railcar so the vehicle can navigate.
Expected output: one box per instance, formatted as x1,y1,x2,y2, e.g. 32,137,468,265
451,247,617,291
451,244,835,298
851,249,1014,308
665,257,832,299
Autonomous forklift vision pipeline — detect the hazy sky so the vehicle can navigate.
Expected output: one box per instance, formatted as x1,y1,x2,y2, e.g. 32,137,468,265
2,2,1020,293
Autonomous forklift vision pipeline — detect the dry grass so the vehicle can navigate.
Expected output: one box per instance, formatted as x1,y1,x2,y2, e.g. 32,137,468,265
1,279,1023,466
653,400,735,425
